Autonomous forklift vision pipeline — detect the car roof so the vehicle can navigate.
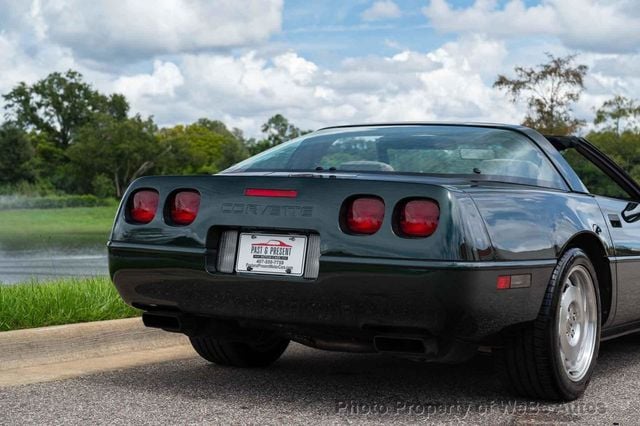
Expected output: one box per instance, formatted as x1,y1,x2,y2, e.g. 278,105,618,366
317,122,530,132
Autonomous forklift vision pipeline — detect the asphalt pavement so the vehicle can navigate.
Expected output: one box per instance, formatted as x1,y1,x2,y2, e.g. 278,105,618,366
2,335,639,425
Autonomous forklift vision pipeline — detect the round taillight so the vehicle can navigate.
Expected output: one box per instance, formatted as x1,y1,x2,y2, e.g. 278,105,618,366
129,190,159,224
398,199,439,237
170,190,201,225
346,197,385,235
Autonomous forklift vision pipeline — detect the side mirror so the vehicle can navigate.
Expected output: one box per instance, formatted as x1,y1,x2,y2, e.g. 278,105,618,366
622,202,640,223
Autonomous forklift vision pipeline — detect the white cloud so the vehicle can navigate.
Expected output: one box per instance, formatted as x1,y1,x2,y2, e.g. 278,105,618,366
591,54,640,80
427,35,508,79
554,0,640,53
118,36,522,136
272,52,318,84
0,33,77,99
114,61,185,101
574,53,640,124
0,0,638,139
328,51,440,94
362,1,402,21
424,0,556,36
8,0,283,61
424,0,640,53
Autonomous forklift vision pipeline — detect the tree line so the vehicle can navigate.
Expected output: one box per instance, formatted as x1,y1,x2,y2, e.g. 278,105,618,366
0,70,309,198
1,55,640,199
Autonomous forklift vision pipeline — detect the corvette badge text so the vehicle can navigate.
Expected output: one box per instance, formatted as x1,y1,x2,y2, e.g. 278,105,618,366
222,203,313,217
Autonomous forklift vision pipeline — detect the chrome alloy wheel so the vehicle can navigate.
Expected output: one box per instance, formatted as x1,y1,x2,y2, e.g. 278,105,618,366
557,264,598,382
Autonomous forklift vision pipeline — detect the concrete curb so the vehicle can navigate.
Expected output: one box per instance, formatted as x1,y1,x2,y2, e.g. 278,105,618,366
0,317,190,371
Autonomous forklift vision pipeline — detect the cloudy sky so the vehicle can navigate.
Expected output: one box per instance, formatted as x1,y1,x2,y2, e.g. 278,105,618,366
0,0,638,136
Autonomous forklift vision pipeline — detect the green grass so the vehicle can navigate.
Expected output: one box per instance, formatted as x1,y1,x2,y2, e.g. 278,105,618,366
0,206,117,250
0,277,140,332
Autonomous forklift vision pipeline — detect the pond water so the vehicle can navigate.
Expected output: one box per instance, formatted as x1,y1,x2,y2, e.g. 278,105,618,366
0,246,108,285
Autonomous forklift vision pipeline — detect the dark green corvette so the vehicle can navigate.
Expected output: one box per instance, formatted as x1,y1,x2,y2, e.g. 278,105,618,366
109,123,640,401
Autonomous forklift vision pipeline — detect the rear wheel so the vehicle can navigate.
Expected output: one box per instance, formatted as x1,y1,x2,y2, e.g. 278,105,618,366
190,334,289,368
497,248,601,400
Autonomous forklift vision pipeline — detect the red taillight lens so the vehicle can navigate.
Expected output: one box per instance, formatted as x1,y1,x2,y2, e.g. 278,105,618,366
398,199,439,237
346,197,385,235
129,190,159,224
170,190,201,225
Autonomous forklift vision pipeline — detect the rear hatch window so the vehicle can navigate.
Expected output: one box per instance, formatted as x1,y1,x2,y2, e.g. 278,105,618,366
223,125,565,189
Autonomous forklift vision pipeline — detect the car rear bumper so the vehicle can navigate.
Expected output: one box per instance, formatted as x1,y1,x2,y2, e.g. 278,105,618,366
109,242,555,344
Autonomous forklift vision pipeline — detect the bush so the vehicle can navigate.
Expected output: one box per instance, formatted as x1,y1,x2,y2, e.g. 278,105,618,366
0,180,58,197
0,194,118,210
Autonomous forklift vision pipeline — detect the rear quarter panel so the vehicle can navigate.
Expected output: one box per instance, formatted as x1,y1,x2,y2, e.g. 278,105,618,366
466,187,613,260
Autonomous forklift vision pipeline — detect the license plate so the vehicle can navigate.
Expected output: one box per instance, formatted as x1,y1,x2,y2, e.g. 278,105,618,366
235,233,307,276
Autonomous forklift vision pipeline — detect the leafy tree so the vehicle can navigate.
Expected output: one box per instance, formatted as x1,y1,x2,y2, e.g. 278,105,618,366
195,118,236,139
261,114,308,145
231,127,246,142
494,54,588,135
248,114,311,155
102,94,130,121
588,130,640,178
157,121,248,174
580,98,640,192
568,98,640,196
0,123,34,184
91,174,115,199
67,114,160,197
217,133,250,170
28,132,69,191
193,118,248,169
594,95,640,135
3,70,128,149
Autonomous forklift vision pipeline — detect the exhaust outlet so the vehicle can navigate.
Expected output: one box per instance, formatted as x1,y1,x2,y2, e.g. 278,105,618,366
142,311,190,333
373,336,438,355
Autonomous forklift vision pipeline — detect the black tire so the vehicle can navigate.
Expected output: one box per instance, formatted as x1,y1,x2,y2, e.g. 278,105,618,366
190,334,289,368
496,248,601,401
